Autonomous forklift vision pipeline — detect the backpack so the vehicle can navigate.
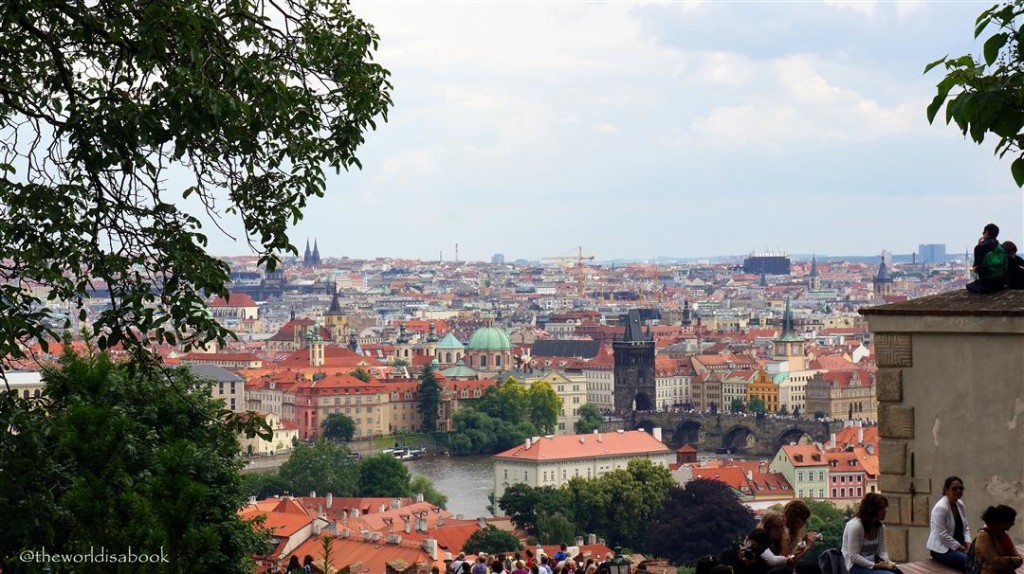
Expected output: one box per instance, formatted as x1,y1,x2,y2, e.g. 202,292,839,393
966,533,983,574
818,548,848,574
983,243,1008,281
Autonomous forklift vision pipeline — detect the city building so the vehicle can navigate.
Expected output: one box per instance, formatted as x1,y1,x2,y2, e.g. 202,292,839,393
491,429,673,512
613,309,655,413
769,444,828,499
917,244,946,264
743,253,791,275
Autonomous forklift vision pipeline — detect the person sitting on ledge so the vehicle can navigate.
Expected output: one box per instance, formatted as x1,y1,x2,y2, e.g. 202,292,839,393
1003,241,1024,290
967,223,1007,294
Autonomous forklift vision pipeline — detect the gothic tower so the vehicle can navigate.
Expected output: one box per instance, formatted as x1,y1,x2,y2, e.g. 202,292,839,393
772,297,806,371
809,255,821,290
873,258,894,297
613,309,656,413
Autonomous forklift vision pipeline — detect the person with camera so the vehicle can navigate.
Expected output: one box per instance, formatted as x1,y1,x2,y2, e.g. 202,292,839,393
842,493,901,574
733,527,771,574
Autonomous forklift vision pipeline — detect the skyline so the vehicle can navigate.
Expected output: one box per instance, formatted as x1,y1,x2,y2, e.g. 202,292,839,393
194,1,1024,262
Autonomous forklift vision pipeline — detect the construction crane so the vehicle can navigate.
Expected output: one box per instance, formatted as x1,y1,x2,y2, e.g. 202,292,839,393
542,246,595,298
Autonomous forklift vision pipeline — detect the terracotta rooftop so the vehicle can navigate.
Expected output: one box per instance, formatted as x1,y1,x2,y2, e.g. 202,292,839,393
860,289,1024,316
494,430,670,462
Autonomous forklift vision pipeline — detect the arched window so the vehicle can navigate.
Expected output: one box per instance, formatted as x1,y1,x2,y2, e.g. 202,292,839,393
495,355,502,367
480,355,488,368
22,390,29,399
445,352,452,363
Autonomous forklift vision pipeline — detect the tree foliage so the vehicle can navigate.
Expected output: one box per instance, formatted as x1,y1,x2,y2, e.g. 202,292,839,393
730,398,746,413
526,381,562,435
322,413,356,442
350,368,372,383
0,0,392,366
277,440,359,497
417,365,442,432
449,407,537,455
498,459,674,551
410,475,448,509
574,403,604,434
749,397,766,415
926,2,1024,186
646,479,755,566
357,453,411,498
463,526,523,555
0,353,266,573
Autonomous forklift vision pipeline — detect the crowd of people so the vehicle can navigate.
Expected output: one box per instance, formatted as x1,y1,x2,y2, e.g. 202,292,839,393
696,478,1022,574
450,545,620,574
966,223,1024,293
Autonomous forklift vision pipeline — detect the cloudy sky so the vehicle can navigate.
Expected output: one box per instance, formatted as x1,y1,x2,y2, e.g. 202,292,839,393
216,1,1024,262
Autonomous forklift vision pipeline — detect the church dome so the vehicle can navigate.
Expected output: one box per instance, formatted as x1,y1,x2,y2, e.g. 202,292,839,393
466,326,512,351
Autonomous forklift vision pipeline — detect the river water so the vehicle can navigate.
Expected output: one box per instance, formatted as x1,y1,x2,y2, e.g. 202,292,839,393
405,454,494,519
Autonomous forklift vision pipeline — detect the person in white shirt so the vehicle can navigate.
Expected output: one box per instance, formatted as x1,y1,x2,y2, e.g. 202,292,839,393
842,493,900,574
927,476,971,571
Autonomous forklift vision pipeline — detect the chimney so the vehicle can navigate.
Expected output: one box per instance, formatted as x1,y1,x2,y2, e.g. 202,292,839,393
383,517,394,532
418,510,429,533
248,496,256,504
390,498,402,510
351,507,360,517
423,538,438,560
653,427,663,442
370,532,381,542
310,490,317,498
597,433,602,443
416,493,424,503
380,504,386,513
401,514,412,534
830,433,836,447
341,510,348,525
341,528,350,539
746,470,754,481
477,517,487,529
858,427,864,444
437,509,445,527
326,493,333,509
525,438,532,449
576,536,585,547
580,436,585,444
587,533,597,545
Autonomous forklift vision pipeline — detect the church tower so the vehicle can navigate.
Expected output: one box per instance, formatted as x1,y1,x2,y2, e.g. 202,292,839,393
324,282,348,342
809,255,821,290
303,239,312,267
873,258,894,297
613,309,656,413
772,298,806,371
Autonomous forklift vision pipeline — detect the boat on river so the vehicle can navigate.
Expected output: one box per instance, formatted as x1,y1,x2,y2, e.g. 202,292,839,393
382,445,427,461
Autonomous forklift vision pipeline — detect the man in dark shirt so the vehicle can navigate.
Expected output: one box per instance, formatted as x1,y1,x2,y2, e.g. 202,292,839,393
966,223,1006,293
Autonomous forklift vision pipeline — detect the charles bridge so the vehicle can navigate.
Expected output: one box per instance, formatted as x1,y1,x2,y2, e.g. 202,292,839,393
607,411,835,457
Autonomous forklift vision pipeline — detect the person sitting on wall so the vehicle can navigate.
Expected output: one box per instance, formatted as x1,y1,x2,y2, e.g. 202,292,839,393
927,476,971,571
1003,241,1024,289
967,223,1007,294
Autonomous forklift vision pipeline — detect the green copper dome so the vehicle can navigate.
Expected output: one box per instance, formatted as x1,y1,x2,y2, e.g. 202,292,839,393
466,326,512,351
435,332,465,350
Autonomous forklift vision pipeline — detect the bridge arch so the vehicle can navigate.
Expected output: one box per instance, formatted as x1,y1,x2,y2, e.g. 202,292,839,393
775,428,814,451
634,419,659,434
674,420,702,447
722,425,757,452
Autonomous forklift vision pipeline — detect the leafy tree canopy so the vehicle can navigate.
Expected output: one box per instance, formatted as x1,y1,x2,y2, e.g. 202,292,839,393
350,368,372,383
574,403,604,434
417,365,442,432
357,453,411,498
730,398,746,413
410,475,448,509
749,397,767,415
322,412,356,442
646,479,754,566
926,2,1024,185
463,526,522,555
0,0,392,364
277,440,359,497
526,381,562,435
0,352,266,573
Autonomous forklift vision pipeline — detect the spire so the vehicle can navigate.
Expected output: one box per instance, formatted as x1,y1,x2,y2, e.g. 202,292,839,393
623,309,645,342
327,283,342,315
810,254,818,277
304,239,311,264
779,297,796,340
312,239,320,264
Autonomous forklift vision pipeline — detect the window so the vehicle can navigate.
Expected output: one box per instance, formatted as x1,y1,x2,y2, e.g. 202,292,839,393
562,469,567,479
819,471,824,481
858,487,863,496
798,471,804,482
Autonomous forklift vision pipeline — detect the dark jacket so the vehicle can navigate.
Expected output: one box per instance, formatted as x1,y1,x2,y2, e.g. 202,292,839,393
1008,254,1024,289
974,237,1005,287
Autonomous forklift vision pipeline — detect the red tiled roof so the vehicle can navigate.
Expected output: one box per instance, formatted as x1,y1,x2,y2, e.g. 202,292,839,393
494,430,669,462
210,292,258,307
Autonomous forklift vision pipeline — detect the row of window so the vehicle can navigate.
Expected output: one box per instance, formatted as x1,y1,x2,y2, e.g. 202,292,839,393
797,471,826,482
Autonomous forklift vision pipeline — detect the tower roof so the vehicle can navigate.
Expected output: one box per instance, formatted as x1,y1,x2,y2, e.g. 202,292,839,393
810,255,818,277
435,332,465,350
622,309,650,342
775,297,804,343
875,260,893,283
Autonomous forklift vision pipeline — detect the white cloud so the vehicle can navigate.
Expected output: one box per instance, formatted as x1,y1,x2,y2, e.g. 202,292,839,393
824,0,877,17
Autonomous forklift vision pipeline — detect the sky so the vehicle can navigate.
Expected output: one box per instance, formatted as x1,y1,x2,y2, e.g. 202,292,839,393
210,1,1024,262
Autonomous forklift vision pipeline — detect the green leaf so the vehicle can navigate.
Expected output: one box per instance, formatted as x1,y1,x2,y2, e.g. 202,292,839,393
924,56,949,75
983,33,1008,67
1011,157,1024,187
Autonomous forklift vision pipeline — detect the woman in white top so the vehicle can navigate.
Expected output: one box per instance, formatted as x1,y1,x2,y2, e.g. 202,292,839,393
927,476,971,571
842,493,900,574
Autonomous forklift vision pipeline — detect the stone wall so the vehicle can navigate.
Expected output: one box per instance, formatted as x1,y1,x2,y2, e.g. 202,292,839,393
862,290,1024,562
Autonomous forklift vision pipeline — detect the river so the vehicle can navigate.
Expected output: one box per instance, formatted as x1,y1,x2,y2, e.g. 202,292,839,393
405,454,494,519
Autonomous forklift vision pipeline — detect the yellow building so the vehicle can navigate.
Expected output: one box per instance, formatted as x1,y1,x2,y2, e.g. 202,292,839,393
746,370,780,413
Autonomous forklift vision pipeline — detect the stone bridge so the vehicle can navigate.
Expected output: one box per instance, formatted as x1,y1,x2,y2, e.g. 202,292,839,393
618,412,834,457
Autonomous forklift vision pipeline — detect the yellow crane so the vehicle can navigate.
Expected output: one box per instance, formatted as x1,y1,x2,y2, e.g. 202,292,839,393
542,246,595,298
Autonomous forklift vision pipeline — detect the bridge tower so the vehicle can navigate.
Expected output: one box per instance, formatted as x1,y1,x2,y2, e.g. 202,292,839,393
613,309,656,413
